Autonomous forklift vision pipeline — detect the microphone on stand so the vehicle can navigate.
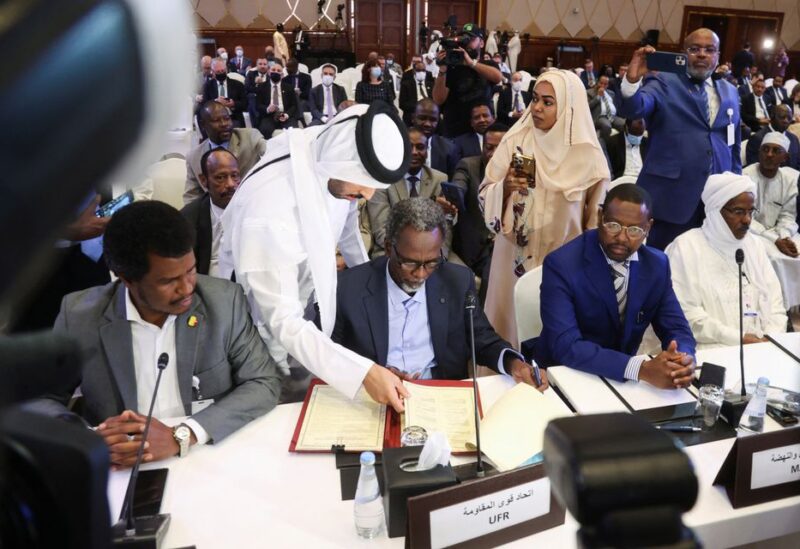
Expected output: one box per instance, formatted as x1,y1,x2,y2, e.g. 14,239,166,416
465,291,485,478
112,352,172,548
721,249,751,426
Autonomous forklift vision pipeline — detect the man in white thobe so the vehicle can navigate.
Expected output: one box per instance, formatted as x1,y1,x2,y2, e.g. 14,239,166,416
221,103,412,410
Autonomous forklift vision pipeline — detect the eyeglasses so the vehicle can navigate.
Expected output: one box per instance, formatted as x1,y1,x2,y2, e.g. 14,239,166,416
602,221,647,240
686,46,719,55
392,245,444,272
722,207,759,217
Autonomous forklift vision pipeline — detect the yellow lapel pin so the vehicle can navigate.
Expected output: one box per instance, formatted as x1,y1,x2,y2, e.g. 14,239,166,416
187,315,198,327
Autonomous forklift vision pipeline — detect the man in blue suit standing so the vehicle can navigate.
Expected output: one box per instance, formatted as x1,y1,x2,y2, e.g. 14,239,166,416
620,28,741,249
523,184,696,388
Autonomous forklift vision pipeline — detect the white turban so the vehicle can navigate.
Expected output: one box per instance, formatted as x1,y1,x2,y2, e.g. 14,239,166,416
761,131,790,152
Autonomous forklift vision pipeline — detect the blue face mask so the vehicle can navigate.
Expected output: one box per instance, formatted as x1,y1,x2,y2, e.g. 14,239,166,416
626,133,643,146
370,67,383,79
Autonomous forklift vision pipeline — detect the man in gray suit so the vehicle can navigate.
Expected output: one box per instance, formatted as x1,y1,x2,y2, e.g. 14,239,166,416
367,127,455,257
38,201,281,468
588,74,625,142
183,101,266,205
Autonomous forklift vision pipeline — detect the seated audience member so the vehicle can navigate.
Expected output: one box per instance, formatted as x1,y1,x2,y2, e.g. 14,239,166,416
579,58,598,89
412,98,460,178
196,55,214,102
745,104,800,169
606,118,649,180
309,63,347,126
355,59,396,108
229,45,251,75
742,79,774,134
399,60,434,126
737,68,755,99
789,83,800,124
367,127,455,257
743,132,800,256
493,53,512,80
666,173,787,349
765,75,791,107
451,123,508,302
588,74,625,142
284,58,312,104
183,101,266,205
244,57,269,95
36,201,282,468
181,148,240,277
523,184,696,389
608,63,627,111
202,57,247,127
496,72,531,127
334,198,548,388
255,59,299,138
454,103,495,159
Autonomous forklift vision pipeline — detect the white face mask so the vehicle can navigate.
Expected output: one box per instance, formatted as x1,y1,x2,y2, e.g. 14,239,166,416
220,52,228,60
322,74,334,86
414,71,427,83
235,49,243,57
370,67,383,79
511,81,522,92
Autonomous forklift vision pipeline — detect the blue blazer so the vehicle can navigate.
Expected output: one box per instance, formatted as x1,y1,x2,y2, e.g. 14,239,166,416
332,257,512,380
522,230,696,381
620,72,742,224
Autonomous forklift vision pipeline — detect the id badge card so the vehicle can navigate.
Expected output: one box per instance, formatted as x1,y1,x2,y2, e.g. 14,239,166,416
726,108,735,146
191,398,214,415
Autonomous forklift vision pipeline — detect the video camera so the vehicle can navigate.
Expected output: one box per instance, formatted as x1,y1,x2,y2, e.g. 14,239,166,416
439,35,473,66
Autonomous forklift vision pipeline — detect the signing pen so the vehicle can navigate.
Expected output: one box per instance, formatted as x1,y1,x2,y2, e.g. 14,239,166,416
655,425,701,432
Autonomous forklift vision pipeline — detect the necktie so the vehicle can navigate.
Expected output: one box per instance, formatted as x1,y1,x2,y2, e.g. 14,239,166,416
271,84,279,108
514,91,521,112
218,81,225,98
603,94,612,117
408,175,419,197
759,96,767,116
418,82,426,99
694,82,710,125
325,86,334,117
610,260,629,322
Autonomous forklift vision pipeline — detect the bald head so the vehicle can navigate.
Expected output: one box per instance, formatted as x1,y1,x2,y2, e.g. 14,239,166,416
684,28,720,80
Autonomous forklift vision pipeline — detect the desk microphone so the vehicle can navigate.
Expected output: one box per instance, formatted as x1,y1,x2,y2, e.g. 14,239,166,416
465,291,484,478
721,249,750,426
112,352,171,548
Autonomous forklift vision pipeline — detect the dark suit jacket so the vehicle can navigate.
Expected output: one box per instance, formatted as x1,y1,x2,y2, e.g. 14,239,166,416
332,258,513,379
202,77,247,125
255,80,298,125
732,49,755,77
453,132,482,159
738,80,754,99
620,72,741,224
229,56,252,76
284,71,312,101
180,195,212,275
742,93,776,133
309,83,348,122
429,134,460,179
41,277,282,442
496,87,531,126
765,85,791,108
244,70,269,95
745,126,800,169
399,74,434,125
579,70,599,89
522,230,696,381
605,133,650,180
451,156,493,268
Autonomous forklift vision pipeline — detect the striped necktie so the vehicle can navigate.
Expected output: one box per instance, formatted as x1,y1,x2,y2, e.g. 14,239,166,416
408,175,419,197
610,260,629,322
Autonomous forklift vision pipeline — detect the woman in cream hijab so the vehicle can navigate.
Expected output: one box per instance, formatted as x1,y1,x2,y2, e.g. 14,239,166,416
479,69,609,345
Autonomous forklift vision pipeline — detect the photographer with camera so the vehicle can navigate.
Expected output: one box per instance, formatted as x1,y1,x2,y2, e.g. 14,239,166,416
432,23,502,138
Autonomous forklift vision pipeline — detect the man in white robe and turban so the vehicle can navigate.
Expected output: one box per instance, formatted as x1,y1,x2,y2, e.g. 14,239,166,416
221,102,412,410
666,172,787,350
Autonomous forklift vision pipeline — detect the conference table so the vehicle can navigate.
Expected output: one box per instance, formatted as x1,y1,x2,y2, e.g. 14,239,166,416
109,336,800,548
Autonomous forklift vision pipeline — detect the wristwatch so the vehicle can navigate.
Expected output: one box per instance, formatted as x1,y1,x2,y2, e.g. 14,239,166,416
173,424,192,458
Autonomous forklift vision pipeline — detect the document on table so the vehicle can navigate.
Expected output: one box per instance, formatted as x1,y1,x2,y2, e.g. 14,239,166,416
402,381,477,452
294,385,387,452
604,378,697,410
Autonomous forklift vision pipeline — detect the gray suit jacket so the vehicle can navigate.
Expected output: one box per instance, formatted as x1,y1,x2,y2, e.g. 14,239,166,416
587,88,619,124
367,165,449,256
183,128,267,206
39,276,282,443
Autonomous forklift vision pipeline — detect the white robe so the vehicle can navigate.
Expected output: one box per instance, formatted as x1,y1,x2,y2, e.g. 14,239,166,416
665,228,787,350
507,33,521,73
220,132,373,399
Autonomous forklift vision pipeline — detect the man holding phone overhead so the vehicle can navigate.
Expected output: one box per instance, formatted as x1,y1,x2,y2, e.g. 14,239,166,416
619,28,741,250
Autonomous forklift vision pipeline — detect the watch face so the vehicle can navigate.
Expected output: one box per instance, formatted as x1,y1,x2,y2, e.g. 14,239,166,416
175,426,190,441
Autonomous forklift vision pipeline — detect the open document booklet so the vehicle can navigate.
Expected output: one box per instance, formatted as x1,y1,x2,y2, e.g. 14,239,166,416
290,379,569,470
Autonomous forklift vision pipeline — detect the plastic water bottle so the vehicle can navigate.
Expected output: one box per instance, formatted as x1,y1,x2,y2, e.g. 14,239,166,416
354,451,385,539
738,377,769,433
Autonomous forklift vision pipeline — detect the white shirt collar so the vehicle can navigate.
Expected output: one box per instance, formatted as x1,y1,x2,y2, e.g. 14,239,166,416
599,243,639,265
210,201,225,224
124,287,177,328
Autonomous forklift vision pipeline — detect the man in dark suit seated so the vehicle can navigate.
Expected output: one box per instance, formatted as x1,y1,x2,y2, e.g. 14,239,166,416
605,118,649,180
309,63,348,126
745,104,800,169
34,201,282,468
579,58,598,89
451,122,508,303
742,79,774,134
399,60,434,126
284,58,312,107
737,68,755,99
453,103,495,159
496,72,531,127
412,98,460,179
229,45,252,76
244,57,269,95
334,197,547,388
181,148,239,278
765,75,791,107
522,184,696,388
255,59,299,138
202,57,247,127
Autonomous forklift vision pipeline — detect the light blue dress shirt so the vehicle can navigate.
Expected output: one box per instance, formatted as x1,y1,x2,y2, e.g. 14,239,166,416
385,266,437,378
